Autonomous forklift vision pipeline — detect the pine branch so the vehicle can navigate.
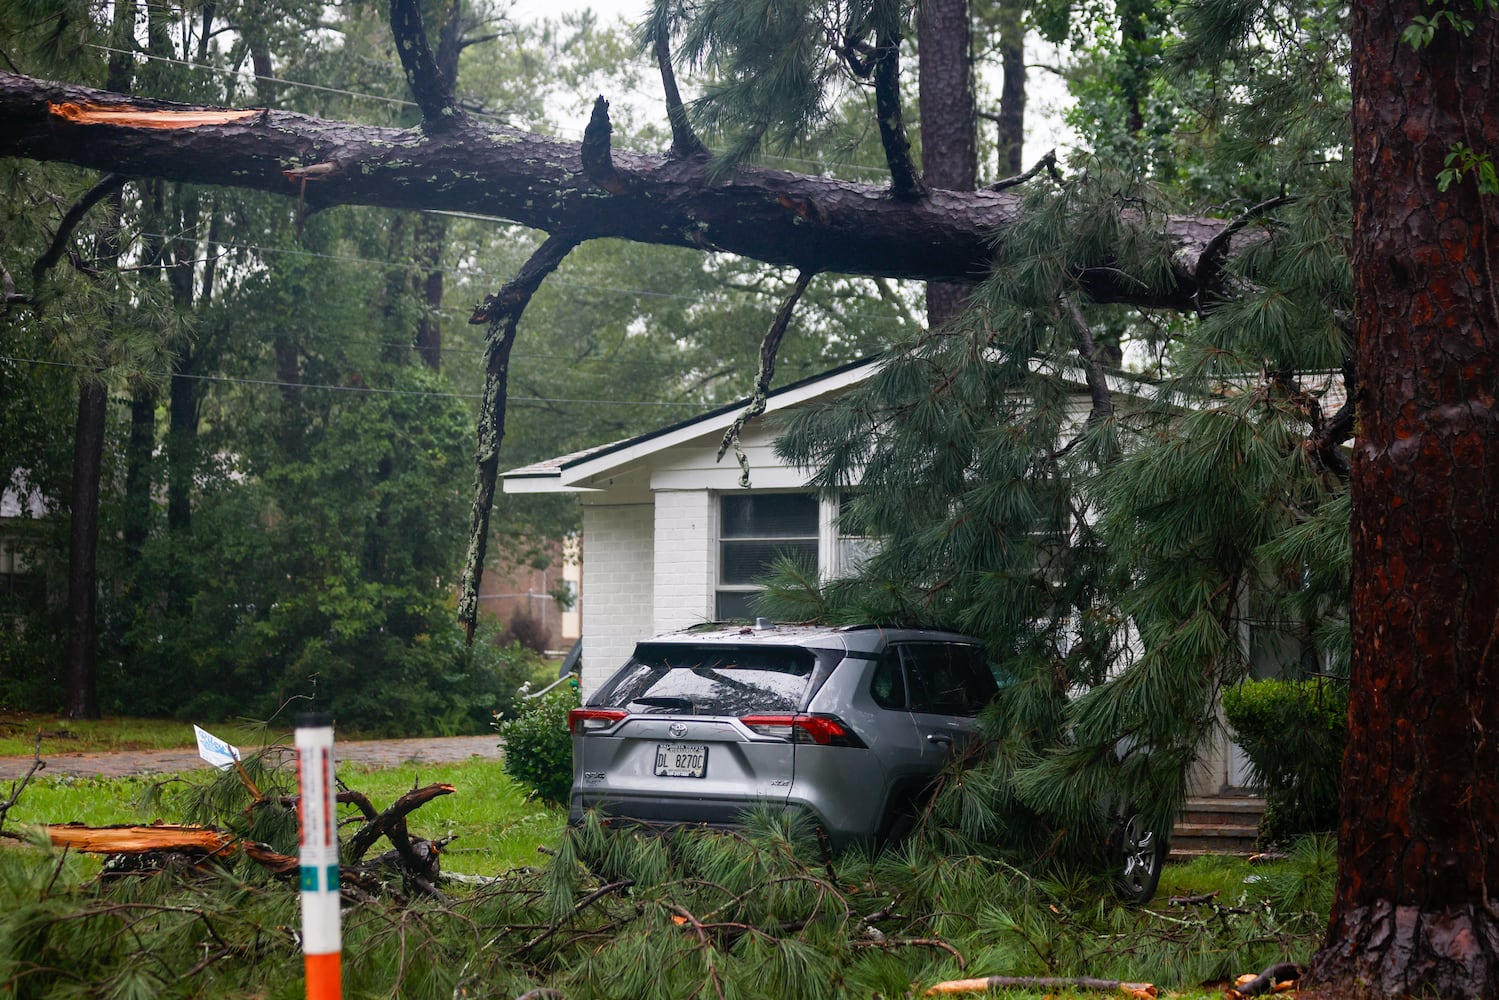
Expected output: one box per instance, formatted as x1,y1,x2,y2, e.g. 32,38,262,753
581,97,634,196
0,732,45,832
458,232,582,641
652,30,706,159
1227,961,1304,998
1193,193,1296,310
872,33,925,201
716,270,815,485
389,0,462,126
987,150,1063,192
516,879,634,954
1060,296,1114,429
32,173,129,282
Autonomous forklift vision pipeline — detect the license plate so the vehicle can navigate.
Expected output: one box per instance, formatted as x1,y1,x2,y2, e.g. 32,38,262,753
654,743,707,778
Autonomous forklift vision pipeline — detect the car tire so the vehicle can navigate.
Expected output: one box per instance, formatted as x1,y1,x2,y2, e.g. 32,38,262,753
1110,808,1167,904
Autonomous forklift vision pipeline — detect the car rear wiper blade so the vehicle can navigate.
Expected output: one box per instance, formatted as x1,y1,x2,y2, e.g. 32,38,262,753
632,695,696,712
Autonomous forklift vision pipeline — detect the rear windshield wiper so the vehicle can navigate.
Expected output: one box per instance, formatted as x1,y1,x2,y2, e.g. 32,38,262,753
631,695,696,713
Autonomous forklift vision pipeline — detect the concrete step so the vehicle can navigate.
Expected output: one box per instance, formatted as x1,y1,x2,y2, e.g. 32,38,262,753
1169,796,1266,859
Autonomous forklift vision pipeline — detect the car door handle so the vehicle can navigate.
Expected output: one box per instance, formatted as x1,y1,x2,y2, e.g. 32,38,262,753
926,733,953,748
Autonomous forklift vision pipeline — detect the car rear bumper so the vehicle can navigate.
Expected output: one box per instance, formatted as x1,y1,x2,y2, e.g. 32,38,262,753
569,792,877,847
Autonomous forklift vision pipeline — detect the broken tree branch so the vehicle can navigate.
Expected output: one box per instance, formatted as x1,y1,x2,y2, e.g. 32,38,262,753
1061,295,1115,429
32,172,129,282
716,270,815,485
581,97,632,196
988,149,1063,192
872,33,925,202
925,975,1156,997
1227,961,1304,998
652,30,706,159
0,733,45,831
346,781,456,866
458,232,583,640
1193,193,1295,310
389,0,462,126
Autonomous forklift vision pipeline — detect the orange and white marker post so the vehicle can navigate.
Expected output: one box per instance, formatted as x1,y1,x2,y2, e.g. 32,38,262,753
295,712,342,1000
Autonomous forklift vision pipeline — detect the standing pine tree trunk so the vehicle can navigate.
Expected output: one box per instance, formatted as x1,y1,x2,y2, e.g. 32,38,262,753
917,0,977,328
994,0,1025,179
1306,2,1499,994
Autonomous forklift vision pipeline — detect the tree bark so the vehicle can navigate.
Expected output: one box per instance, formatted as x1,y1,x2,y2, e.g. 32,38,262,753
1305,2,1499,996
0,72,1232,308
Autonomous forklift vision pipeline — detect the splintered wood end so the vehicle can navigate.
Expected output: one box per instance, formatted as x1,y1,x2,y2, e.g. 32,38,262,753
49,101,261,129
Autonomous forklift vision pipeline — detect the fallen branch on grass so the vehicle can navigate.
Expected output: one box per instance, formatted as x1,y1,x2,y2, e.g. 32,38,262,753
925,975,1157,997
0,733,46,831
1227,961,1304,998
18,781,459,894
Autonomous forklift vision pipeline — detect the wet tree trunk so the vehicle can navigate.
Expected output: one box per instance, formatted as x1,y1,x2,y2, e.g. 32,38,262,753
1305,2,1499,995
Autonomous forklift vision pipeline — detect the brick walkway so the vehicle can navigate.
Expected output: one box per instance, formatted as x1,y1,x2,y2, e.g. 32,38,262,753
0,735,502,781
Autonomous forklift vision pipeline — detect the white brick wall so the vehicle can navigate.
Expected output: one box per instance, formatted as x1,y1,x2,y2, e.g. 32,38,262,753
579,503,654,695
652,490,715,633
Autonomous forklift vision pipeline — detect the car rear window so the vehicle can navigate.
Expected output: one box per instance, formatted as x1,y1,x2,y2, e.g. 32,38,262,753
595,643,817,716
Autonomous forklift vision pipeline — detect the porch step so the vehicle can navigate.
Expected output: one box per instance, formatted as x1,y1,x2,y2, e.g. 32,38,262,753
1169,796,1265,860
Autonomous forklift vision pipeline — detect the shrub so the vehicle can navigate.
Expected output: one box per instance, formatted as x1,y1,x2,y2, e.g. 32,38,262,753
1222,678,1347,843
496,680,578,805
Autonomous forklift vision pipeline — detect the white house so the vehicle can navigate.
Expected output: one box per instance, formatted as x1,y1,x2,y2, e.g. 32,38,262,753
502,357,1292,797
503,357,891,694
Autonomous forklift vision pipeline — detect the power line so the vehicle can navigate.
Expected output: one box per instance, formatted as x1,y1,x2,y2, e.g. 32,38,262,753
82,43,892,178
132,232,918,323
136,231,780,304
0,354,709,408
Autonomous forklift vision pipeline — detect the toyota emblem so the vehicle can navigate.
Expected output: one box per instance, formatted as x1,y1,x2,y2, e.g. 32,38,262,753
669,722,688,739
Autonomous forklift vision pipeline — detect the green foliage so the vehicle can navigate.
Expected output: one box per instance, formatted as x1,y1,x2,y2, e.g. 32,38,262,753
1437,142,1499,194
1222,679,1347,843
1402,0,1499,47
496,681,579,805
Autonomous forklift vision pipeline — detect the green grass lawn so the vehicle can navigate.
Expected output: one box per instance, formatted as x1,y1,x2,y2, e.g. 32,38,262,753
0,712,288,757
1,757,566,875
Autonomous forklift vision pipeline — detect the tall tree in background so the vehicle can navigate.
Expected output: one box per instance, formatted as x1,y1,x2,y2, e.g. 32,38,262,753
918,0,977,326
1305,1,1499,994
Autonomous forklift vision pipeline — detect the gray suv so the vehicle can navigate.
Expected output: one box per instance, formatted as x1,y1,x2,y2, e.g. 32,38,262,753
568,621,1002,848
569,619,1170,901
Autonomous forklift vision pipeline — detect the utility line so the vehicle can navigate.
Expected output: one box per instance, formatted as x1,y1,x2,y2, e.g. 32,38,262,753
136,232,786,304
130,233,917,323
0,355,708,408
82,43,891,178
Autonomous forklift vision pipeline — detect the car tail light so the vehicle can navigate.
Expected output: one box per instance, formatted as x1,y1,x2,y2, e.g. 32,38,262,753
568,708,627,735
740,713,867,747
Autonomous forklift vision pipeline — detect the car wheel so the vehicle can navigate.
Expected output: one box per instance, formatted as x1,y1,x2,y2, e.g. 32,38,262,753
1112,809,1167,903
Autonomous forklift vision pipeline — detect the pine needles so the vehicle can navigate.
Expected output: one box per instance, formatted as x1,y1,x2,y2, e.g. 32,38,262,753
1,757,1338,999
